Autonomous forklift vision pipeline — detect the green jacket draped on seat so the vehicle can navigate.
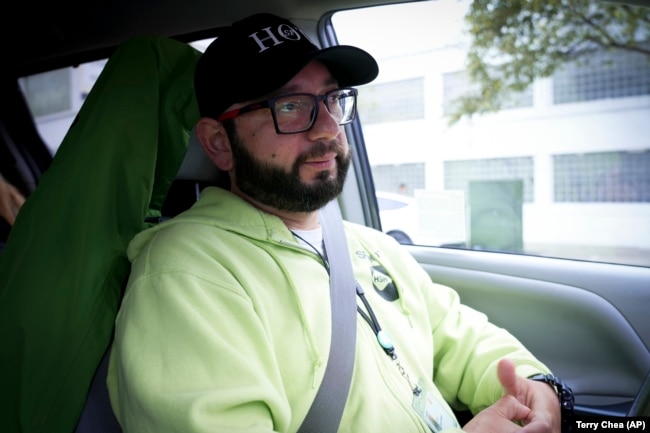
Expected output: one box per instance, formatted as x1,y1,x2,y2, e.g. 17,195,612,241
0,35,201,433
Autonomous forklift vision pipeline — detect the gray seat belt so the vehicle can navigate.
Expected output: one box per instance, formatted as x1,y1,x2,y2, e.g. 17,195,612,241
297,199,358,433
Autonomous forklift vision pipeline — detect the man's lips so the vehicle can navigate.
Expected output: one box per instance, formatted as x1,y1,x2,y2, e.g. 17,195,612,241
304,153,337,170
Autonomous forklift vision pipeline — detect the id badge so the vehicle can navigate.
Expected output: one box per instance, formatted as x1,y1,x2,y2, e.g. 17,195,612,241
412,379,459,433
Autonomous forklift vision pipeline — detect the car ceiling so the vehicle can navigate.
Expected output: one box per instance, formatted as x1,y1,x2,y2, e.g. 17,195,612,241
3,0,647,76
1,0,419,77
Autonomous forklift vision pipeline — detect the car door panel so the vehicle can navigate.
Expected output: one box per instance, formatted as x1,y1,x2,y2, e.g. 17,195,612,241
405,245,650,416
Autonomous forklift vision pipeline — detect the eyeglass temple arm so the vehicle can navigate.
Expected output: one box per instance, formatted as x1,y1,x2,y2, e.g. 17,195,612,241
216,101,268,121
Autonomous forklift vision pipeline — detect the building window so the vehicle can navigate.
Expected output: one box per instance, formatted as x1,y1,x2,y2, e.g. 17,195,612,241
357,77,424,124
442,69,533,115
444,157,535,202
371,162,425,196
554,150,650,202
553,44,650,104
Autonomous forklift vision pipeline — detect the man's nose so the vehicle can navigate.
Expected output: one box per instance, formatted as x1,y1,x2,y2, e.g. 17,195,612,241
307,100,341,141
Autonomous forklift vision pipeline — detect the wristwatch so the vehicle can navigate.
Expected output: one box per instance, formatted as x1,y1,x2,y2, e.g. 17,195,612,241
529,373,575,433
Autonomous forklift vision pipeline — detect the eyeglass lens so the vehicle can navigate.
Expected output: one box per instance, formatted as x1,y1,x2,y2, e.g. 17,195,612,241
272,89,356,133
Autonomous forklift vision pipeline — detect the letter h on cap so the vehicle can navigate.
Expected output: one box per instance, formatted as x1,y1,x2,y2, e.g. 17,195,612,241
249,24,302,52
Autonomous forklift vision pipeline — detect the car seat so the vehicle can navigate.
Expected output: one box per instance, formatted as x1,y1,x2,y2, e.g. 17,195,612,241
75,125,225,433
0,75,53,250
0,35,202,433
0,74,52,198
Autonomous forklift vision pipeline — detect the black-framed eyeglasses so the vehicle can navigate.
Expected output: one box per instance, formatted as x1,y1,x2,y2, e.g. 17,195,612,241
217,88,358,134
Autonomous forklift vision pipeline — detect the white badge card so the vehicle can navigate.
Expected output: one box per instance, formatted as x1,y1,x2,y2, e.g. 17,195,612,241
412,379,459,433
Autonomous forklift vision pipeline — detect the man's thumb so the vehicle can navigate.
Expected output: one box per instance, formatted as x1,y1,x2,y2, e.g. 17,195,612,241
498,358,519,397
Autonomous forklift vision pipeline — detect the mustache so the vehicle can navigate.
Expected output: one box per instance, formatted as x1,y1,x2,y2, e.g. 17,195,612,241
296,140,346,163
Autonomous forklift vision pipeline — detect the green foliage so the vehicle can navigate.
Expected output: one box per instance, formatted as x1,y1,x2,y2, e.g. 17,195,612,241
448,0,650,124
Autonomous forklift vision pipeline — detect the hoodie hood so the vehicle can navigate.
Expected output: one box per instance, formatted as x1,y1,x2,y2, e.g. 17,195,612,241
127,186,293,262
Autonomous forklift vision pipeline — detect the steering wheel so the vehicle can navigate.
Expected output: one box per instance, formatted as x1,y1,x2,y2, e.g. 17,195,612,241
627,370,650,417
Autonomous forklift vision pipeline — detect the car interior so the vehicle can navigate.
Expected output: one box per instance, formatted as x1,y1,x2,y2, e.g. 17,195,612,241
1,0,649,432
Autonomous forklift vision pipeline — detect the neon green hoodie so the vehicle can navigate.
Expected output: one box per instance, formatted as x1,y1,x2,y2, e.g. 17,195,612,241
108,186,549,433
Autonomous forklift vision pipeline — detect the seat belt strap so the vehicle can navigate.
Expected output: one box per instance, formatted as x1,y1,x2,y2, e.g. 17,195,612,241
297,199,358,433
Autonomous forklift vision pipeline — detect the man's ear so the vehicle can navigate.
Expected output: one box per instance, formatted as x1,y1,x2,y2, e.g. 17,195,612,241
195,117,234,171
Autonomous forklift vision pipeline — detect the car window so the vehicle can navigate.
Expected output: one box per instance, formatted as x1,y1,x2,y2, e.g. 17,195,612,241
331,0,650,267
19,39,213,155
19,61,107,155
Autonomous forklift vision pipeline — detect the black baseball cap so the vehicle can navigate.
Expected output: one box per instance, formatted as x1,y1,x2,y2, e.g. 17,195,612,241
194,13,379,119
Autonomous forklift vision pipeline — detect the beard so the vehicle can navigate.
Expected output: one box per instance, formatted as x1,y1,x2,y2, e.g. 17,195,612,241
226,124,352,213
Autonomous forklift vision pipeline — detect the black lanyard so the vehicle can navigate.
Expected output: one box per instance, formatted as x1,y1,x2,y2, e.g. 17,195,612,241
355,278,421,396
292,230,421,395
355,282,396,359
292,230,394,357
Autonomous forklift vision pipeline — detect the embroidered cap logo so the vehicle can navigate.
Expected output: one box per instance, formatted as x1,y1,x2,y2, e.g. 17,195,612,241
249,24,303,53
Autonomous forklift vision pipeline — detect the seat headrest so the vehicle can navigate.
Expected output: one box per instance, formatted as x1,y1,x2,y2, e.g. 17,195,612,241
175,127,221,182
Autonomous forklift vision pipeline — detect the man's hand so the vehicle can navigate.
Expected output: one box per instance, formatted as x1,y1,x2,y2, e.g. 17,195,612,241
0,176,25,226
463,359,560,433
462,393,531,433
497,358,561,433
